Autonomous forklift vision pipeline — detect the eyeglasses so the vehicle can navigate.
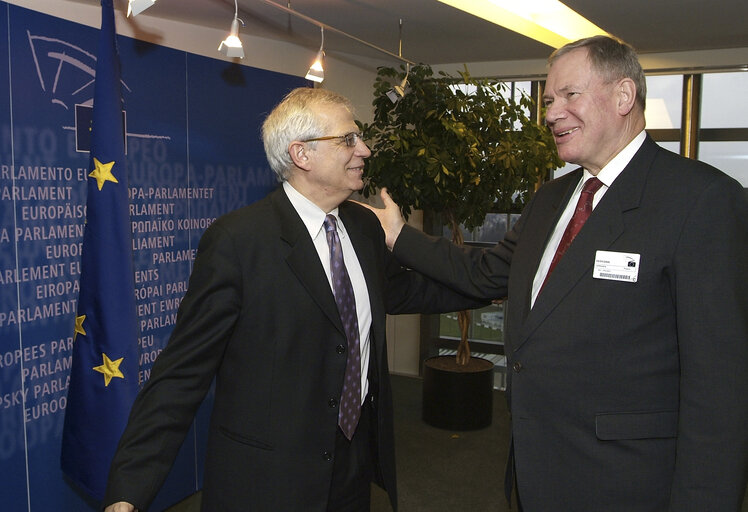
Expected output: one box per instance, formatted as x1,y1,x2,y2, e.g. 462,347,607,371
303,131,364,148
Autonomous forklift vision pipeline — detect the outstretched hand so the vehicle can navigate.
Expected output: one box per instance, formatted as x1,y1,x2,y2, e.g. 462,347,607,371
354,188,406,250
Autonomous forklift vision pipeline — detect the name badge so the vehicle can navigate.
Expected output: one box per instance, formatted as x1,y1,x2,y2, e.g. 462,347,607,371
593,250,640,283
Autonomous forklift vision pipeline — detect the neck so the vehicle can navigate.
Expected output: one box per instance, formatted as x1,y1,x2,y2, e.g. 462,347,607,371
286,176,347,213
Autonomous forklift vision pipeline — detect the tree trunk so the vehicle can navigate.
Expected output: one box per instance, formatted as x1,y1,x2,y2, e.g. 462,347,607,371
446,212,471,366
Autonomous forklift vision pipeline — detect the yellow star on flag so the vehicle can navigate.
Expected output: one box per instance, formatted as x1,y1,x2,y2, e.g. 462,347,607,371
89,157,119,191
93,353,125,387
74,314,87,341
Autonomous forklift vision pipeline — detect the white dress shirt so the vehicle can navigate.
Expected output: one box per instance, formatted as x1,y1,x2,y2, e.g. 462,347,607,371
283,181,372,404
531,131,646,307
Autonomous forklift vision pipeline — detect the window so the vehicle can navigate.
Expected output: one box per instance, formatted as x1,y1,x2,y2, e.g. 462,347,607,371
437,213,518,390
699,72,748,186
644,75,682,130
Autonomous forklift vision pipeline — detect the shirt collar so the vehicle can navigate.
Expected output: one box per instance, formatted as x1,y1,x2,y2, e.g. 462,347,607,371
282,181,345,241
586,130,646,187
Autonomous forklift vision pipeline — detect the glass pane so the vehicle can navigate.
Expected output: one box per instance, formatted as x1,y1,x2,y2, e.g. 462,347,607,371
645,75,682,129
511,81,532,98
439,213,513,361
699,141,748,186
658,141,680,154
439,302,505,346
701,72,748,128
475,213,509,243
442,212,510,243
510,81,532,128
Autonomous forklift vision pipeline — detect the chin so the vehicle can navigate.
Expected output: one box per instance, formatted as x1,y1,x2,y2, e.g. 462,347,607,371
556,148,578,165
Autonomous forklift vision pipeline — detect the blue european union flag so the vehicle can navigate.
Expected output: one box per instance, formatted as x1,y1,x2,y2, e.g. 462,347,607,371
61,0,139,501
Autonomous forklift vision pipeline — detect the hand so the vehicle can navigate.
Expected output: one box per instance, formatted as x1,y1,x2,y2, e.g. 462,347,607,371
355,188,406,250
105,502,137,512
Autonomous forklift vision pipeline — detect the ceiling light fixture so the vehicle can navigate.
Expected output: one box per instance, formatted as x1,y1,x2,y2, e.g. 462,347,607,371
305,27,325,83
436,0,610,49
127,0,156,17
256,0,415,69
386,64,410,103
387,20,410,103
218,0,245,59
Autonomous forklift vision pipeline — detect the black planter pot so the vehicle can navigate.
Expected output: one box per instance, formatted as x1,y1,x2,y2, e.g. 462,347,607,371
421,355,494,431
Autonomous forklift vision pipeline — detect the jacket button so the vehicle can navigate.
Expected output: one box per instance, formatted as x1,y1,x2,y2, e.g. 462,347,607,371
336,344,345,354
512,361,523,373
328,398,338,408
323,451,333,461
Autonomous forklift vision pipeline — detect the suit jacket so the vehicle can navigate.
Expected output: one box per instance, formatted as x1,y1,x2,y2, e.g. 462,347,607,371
103,186,484,511
394,136,748,511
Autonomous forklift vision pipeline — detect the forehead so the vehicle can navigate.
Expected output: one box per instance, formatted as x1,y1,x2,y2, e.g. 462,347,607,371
314,103,356,132
546,48,597,90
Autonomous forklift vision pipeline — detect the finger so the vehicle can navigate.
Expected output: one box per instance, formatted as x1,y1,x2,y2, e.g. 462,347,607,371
380,188,396,208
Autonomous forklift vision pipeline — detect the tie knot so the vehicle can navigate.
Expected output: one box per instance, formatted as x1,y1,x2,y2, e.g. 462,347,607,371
324,214,338,233
582,177,604,196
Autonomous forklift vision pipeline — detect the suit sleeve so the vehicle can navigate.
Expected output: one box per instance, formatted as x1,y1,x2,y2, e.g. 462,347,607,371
390,192,541,301
103,222,242,510
381,243,490,315
669,176,748,510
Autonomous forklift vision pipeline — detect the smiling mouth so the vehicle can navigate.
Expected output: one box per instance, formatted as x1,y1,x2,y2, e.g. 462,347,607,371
555,127,579,138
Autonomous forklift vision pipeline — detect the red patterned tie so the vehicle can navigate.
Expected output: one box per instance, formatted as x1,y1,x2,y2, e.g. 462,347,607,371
323,215,362,440
542,177,603,288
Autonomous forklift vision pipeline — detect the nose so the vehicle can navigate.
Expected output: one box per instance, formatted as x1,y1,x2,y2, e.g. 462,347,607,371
356,138,372,158
545,100,564,126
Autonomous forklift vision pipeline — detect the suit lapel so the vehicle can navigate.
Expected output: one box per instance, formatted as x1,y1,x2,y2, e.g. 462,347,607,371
514,136,660,350
272,189,345,336
511,170,582,326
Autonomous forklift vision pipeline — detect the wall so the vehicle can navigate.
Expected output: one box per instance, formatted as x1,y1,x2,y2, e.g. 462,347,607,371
5,0,380,122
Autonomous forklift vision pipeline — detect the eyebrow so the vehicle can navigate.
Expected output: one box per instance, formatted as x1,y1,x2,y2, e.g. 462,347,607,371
543,84,575,100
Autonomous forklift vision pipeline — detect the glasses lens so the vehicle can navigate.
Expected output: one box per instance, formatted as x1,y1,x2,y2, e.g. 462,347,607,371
345,132,362,147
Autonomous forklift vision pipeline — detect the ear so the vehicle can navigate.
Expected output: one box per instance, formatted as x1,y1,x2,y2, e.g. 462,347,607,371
617,78,637,116
288,141,312,171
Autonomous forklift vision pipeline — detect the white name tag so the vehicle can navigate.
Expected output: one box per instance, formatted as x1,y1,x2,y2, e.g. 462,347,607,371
593,250,640,283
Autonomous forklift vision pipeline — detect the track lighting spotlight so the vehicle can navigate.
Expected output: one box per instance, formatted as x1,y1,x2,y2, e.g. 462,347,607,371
305,27,325,83
219,17,245,58
386,22,410,103
127,0,156,17
219,0,244,58
387,65,410,103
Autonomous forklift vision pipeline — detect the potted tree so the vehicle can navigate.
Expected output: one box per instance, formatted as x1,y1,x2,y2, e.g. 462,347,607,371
360,64,562,429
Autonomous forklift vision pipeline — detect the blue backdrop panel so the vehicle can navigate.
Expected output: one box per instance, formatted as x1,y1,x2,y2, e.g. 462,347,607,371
0,6,28,511
0,3,307,510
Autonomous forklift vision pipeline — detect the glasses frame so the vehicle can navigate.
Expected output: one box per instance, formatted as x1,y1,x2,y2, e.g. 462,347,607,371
303,131,364,148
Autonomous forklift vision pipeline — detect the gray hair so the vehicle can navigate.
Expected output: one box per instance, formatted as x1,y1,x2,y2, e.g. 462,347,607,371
549,35,647,112
262,87,354,182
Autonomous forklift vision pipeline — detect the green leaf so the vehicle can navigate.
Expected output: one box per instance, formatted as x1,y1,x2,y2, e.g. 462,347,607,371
364,64,560,228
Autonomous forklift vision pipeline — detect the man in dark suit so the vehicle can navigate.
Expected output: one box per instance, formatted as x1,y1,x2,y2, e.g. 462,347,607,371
103,88,483,512
367,36,748,511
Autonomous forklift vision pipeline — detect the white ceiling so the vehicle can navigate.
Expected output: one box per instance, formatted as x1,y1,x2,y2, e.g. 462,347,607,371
120,0,748,67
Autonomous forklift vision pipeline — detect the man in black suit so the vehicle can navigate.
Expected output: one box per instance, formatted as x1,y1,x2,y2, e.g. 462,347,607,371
103,88,483,511
368,36,748,511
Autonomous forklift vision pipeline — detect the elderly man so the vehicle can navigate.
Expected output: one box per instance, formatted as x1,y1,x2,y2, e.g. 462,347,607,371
369,36,748,511
103,88,483,512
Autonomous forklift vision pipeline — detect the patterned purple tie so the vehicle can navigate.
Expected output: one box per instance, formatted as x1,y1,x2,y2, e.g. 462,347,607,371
323,214,362,440
542,177,603,290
